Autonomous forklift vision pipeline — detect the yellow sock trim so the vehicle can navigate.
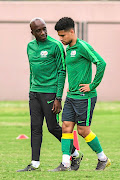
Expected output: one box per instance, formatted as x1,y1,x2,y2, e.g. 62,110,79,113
62,133,73,139
84,131,96,142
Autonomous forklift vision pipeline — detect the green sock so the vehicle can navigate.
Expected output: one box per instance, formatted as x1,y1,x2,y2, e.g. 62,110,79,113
62,133,73,155
84,131,103,154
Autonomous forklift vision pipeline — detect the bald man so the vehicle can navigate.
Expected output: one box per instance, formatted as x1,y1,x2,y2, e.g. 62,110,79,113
17,18,82,172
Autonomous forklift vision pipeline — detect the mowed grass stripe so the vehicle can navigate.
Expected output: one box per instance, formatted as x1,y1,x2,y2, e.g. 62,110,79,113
0,122,30,126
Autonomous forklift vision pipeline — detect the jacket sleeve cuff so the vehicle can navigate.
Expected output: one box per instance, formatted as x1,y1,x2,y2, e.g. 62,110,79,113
89,83,94,91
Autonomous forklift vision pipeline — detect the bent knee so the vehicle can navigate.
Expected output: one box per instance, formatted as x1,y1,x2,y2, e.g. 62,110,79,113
62,121,75,133
48,127,54,134
77,126,91,138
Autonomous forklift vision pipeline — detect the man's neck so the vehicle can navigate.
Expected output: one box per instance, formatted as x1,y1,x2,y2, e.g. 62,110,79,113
69,35,77,47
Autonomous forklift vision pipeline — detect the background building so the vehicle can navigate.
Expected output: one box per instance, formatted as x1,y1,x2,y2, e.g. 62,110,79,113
0,1,120,101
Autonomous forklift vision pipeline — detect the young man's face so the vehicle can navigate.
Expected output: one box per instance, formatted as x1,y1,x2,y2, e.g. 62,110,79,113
30,20,47,42
57,29,73,45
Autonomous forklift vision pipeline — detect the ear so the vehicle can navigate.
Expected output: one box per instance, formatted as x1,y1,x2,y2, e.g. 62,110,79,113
31,30,34,36
70,29,74,34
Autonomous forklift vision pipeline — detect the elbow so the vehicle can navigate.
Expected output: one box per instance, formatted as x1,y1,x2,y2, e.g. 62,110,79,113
104,61,106,67
104,61,107,67
103,61,106,70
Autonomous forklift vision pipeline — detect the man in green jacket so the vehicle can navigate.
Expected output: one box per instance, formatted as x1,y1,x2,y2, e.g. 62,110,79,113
17,18,82,172
50,17,111,171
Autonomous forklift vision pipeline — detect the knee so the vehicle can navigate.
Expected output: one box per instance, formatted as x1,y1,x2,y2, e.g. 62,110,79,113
31,124,42,135
77,127,91,138
48,123,62,134
48,127,55,134
62,121,74,133
62,123,68,133
78,130,86,138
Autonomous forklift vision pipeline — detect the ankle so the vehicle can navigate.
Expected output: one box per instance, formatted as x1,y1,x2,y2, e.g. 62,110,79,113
31,160,40,168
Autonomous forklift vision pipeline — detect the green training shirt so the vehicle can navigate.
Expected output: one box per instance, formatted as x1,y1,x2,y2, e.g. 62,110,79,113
27,35,66,98
66,39,106,99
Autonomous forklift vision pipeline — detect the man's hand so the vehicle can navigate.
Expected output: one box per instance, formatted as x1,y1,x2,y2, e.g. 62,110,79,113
52,99,62,114
79,84,90,92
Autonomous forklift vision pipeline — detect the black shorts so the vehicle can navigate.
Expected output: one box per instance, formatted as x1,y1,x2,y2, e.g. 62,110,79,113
62,96,97,126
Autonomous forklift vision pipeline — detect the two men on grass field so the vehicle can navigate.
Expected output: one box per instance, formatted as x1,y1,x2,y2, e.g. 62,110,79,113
17,18,82,172
49,17,111,171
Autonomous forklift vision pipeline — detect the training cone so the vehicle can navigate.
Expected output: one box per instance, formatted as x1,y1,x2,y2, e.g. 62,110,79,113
73,130,80,150
16,134,29,139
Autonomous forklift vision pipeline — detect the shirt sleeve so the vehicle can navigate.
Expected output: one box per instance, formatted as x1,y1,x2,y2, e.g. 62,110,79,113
27,44,32,89
80,41,106,91
54,43,66,98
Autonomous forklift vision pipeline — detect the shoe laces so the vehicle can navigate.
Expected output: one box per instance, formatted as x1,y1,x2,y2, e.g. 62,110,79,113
71,156,76,166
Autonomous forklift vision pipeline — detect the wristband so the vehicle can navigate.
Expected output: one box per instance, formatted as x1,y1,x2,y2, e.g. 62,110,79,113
55,97,62,102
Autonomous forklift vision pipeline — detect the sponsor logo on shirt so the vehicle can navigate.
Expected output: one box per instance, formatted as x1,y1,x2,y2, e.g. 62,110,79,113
70,50,76,57
40,51,48,58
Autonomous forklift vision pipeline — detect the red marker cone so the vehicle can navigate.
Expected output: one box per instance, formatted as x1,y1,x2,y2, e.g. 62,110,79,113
16,134,29,139
73,130,80,150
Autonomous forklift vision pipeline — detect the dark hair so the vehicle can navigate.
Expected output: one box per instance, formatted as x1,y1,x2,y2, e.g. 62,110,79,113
55,17,75,31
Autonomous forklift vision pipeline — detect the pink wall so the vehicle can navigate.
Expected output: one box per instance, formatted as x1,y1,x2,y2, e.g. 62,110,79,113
0,1,120,101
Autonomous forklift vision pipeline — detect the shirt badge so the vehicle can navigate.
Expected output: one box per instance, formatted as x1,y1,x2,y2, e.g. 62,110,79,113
40,51,48,58
70,50,76,57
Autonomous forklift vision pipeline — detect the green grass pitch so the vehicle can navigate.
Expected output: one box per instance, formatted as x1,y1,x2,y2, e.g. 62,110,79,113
0,101,120,180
